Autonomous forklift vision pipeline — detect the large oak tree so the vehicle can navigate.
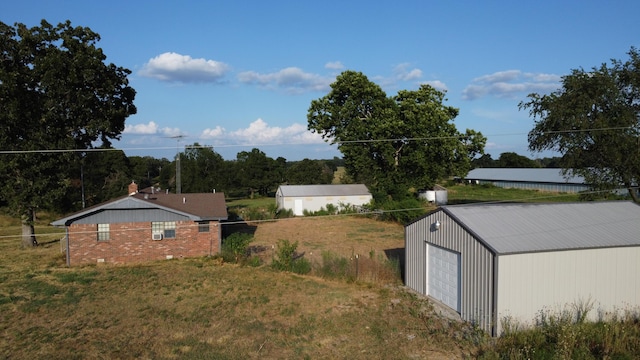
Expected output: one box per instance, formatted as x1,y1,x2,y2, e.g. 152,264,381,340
0,20,136,247
520,47,640,202
307,71,485,199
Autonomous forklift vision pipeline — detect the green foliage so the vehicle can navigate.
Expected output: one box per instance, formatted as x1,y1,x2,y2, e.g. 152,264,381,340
316,251,355,282
496,152,541,168
376,198,426,223
235,148,284,198
285,159,334,185
521,46,640,202
478,301,640,359
0,20,136,245
221,233,254,264
271,239,311,274
308,71,486,200
180,144,227,193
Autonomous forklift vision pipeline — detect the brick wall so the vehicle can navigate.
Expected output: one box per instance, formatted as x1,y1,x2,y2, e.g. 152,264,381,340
66,220,221,266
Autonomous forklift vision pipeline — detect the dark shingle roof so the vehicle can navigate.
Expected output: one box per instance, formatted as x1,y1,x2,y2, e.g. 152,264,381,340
52,188,227,226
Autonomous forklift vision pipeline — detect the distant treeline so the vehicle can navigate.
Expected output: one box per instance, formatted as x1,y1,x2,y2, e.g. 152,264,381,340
471,152,562,169
22,145,346,213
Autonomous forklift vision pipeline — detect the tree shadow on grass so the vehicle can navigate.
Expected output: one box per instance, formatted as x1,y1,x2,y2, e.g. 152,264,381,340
384,247,405,282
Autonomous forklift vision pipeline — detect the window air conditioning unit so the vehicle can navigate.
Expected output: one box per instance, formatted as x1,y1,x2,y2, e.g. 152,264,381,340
152,232,163,241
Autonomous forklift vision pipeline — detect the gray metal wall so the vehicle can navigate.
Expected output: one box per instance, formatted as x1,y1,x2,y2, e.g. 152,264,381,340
405,210,496,333
478,180,589,193
496,246,640,335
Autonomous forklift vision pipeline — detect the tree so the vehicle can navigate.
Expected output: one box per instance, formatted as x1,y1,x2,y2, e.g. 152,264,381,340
471,154,496,168
520,47,640,202
0,20,136,247
128,156,170,189
180,143,226,193
286,159,334,185
496,152,540,168
308,71,485,200
235,148,281,198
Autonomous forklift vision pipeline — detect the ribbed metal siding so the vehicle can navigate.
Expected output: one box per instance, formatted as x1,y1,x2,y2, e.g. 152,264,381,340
406,210,496,333
70,209,191,224
478,180,588,193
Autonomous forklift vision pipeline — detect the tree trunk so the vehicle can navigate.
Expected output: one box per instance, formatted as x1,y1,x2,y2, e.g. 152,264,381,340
21,209,38,248
628,187,640,203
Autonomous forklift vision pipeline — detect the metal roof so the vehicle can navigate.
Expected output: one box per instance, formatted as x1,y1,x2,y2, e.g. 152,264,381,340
278,184,371,197
466,168,586,184
441,201,640,254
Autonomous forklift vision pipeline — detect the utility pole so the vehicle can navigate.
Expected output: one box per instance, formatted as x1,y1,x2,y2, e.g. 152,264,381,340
168,135,186,194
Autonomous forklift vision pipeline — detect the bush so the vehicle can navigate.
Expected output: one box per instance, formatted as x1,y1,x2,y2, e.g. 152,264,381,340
316,251,354,282
271,239,311,274
376,198,426,223
221,233,254,264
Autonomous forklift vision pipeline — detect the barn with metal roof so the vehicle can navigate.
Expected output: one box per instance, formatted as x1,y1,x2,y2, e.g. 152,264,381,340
405,201,640,335
276,184,373,216
464,168,589,193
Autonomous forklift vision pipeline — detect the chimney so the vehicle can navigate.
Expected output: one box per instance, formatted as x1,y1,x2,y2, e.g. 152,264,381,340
128,181,138,196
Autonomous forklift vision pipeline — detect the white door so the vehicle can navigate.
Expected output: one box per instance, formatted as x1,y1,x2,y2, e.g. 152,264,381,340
427,244,461,312
294,199,304,216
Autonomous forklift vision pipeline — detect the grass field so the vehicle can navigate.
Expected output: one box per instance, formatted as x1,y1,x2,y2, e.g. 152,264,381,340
0,212,483,359
1,186,635,359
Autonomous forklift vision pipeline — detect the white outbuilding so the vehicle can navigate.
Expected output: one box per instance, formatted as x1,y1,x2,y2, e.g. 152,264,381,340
276,184,373,216
405,201,640,336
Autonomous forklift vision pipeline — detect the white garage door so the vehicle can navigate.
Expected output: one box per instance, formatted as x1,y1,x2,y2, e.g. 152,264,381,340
427,244,461,312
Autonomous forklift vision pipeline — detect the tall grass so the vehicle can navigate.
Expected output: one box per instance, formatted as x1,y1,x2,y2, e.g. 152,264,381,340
476,301,640,359
313,250,401,285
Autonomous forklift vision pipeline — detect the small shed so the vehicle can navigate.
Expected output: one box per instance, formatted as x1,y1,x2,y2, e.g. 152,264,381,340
464,168,588,193
405,201,640,335
276,184,372,216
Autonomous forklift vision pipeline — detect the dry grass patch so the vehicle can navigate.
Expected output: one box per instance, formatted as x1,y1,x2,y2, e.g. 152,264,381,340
0,214,481,359
251,216,405,263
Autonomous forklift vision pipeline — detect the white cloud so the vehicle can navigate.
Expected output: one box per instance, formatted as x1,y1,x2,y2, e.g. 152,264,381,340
124,121,159,134
423,80,448,92
237,67,332,93
325,61,344,70
462,70,561,100
161,127,184,137
200,118,324,145
393,63,423,81
201,126,225,138
139,52,230,83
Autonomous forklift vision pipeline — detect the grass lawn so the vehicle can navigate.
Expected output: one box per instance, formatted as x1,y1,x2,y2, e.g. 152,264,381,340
0,212,482,360
1,185,633,359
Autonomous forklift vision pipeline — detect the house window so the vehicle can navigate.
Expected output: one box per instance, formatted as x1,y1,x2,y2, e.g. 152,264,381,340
151,221,176,239
97,223,110,241
198,222,210,233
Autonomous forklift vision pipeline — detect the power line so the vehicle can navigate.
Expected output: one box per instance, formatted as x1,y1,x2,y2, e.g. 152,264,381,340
1,186,636,241
0,126,634,155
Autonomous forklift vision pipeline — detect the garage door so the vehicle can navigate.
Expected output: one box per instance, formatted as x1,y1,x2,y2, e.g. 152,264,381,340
427,244,460,312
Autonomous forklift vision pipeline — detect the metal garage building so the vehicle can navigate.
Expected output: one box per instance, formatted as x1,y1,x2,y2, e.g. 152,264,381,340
464,168,588,193
405,201,640,335
276,184,373,216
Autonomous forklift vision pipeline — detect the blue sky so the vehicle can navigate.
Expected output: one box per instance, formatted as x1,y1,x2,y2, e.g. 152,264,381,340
2,1,639,161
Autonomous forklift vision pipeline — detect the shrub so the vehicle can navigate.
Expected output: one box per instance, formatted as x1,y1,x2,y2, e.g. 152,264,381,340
376,198,426,223
271,239,311,274
316,251,354,282
221,233,254,264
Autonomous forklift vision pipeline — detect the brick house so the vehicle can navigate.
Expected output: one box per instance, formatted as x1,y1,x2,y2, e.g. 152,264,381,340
52,182,228,266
